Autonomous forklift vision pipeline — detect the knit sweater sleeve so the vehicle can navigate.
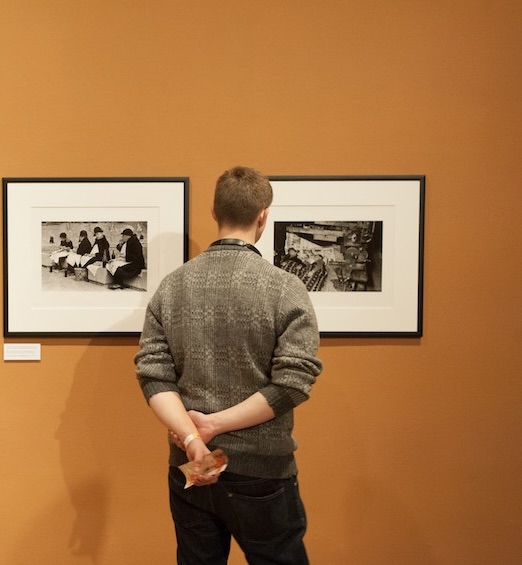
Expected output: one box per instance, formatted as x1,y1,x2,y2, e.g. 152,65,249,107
259,276,322,417
134,292,180,402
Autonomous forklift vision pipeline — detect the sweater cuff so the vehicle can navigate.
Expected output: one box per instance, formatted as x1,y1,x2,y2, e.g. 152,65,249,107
259,385,308,417
139,379,180,403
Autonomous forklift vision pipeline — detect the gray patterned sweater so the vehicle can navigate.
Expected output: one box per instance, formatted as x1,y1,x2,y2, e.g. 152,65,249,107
135,243,322,478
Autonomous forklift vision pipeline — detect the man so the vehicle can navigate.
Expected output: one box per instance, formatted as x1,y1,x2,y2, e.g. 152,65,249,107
280,246,307,276
49,232,74,271
64,230,93,270
134,166,322,565
107,227,145,289
84,226,110,267
75,230,91,255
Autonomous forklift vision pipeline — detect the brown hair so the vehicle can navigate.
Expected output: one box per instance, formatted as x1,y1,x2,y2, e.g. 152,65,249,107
213,166,273,227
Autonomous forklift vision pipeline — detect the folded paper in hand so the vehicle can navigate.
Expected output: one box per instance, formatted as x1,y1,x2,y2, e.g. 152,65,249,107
178,449,229,489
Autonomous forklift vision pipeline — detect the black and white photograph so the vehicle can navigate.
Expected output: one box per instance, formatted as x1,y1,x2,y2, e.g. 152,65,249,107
42,221,148,292
3,177,188,336
257,176,425,336
274,220,382,292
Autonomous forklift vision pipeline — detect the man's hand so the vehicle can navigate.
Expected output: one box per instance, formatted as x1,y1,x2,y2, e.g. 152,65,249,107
187,410,218,444
168,430,221,487
168,410,217,447
184,438,220,487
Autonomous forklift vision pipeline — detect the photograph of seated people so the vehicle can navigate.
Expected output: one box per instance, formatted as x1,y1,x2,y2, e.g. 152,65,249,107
42,222,148,291
106,227,145,290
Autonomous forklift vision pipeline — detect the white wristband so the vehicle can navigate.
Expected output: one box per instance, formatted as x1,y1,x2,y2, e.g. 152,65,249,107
183,433,201,449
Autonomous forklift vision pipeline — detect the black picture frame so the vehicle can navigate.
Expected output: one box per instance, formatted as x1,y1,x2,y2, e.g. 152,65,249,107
256,175,425,337
3,177,189,337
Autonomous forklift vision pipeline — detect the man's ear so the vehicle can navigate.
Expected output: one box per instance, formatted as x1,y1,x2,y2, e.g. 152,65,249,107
258,208,269,228
211,206,218,222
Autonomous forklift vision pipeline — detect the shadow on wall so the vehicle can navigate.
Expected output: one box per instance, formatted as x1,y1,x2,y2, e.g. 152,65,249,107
54,334,170,563
8,347,113,563
10,315,171,563
54,347,111,560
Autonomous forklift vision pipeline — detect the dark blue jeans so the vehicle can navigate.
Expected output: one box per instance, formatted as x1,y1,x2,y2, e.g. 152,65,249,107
168,467,309,565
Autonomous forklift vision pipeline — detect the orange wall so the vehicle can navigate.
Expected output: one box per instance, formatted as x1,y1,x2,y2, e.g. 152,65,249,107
1,1,521,564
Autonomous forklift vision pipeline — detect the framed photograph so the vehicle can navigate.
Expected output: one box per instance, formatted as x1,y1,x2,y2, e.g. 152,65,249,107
257,176,425,337
3,177,188,337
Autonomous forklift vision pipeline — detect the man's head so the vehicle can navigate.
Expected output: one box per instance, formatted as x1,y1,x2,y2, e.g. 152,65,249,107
121,228,133,239
93,226,103,239
212,166,273,229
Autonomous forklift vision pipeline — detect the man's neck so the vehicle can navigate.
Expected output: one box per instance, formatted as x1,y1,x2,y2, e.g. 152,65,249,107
215,228,257,245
